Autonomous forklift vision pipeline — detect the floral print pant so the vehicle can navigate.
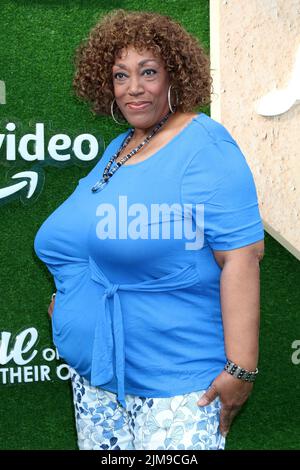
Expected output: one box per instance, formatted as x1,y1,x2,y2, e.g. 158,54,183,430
69,367,226,450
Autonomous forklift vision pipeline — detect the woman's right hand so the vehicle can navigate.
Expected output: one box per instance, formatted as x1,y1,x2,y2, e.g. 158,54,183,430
48,294,56,318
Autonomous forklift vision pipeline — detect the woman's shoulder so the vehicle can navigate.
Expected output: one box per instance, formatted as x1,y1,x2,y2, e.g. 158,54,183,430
182,114,253,193
193,113,239,148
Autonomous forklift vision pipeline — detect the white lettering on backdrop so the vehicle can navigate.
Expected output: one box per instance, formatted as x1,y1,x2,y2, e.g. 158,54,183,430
0,122,104,204
0,327,70,384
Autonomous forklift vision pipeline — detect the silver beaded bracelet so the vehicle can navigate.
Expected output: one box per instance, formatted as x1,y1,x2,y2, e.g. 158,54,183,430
224,359,259,382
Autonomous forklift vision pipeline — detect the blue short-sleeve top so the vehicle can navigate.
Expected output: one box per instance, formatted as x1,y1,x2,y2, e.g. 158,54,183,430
34,112,265,407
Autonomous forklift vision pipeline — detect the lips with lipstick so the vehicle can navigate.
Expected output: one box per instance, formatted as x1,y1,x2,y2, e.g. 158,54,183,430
126,101,151,110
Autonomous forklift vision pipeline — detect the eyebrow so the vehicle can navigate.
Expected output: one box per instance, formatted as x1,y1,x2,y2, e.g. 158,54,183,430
113,59,160,69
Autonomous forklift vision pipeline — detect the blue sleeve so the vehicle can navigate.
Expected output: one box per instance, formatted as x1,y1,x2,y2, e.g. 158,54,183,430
181,139,265,251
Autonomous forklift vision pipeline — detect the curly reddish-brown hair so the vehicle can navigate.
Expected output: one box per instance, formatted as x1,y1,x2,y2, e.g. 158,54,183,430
73,9,213,118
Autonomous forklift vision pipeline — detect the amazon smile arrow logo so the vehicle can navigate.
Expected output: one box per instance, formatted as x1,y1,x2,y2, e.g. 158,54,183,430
0,171,38,200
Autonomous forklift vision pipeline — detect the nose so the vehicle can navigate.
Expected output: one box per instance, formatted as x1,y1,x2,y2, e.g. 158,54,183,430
128,74,144,95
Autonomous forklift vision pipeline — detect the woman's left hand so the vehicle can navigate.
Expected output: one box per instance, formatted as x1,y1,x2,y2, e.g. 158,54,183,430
196,370,254,437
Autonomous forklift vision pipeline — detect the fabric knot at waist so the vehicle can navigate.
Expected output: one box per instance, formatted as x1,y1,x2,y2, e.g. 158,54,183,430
105,283,120,298
88,255,200,409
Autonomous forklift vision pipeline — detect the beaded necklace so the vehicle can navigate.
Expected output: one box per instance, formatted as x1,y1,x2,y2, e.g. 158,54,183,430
91,109,173,193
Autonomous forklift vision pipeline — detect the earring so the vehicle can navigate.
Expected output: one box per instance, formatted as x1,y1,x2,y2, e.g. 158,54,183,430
110,98,128,125
168,85,178,113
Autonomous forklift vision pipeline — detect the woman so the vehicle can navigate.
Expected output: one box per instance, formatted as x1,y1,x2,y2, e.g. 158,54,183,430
34,9,265,450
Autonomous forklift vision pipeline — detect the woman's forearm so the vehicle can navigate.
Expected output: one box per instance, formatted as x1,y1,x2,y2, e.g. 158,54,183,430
220,254,261,371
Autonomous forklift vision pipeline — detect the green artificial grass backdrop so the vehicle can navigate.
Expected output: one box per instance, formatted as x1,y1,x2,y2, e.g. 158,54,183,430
0,0,299,450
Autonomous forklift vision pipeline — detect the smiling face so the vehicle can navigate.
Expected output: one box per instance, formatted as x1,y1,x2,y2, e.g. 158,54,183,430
112,46,171,135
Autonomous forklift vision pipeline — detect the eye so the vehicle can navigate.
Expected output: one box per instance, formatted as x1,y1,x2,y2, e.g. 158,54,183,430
143,69,156,76
114,72,127,80
113,69,157,80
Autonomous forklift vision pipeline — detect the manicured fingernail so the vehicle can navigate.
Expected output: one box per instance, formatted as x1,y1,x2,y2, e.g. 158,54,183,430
197,398,208,406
